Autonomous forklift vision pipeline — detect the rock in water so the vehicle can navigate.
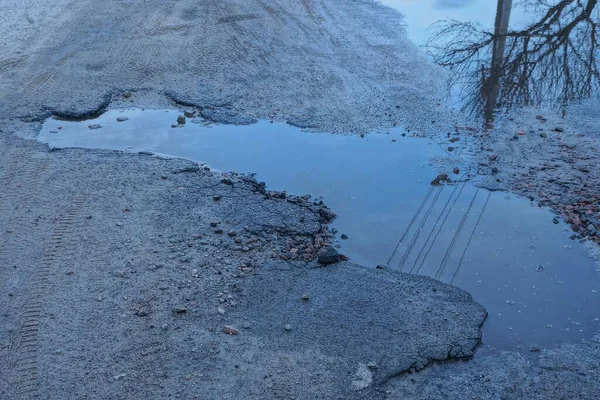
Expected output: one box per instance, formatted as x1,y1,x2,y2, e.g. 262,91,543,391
318,246,339,265
88,124,102,130
177,115,186,125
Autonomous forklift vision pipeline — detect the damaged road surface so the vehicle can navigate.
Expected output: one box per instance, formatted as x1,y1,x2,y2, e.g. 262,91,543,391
1,0,599,399
0,134,486,399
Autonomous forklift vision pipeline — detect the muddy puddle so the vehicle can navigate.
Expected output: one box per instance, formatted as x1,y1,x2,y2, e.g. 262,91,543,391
38,109,600,354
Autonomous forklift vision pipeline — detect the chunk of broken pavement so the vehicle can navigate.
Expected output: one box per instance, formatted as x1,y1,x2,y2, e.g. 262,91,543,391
318,246,339,265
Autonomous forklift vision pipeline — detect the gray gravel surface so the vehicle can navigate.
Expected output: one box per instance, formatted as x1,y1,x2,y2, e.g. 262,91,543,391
384,338,600,399
0,0,456,135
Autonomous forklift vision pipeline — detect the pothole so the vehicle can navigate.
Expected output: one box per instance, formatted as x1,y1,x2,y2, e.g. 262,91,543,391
38,108,600,354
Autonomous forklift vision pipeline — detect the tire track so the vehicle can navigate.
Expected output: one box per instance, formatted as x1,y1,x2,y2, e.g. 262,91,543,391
9,197,83,399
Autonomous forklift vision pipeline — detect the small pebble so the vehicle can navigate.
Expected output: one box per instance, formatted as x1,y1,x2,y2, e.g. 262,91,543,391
223,326,239,335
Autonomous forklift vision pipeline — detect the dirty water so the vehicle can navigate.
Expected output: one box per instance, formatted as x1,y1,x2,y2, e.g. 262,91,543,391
38,109,600,354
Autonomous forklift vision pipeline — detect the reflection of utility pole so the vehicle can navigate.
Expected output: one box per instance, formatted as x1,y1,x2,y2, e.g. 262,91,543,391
484,0,512,125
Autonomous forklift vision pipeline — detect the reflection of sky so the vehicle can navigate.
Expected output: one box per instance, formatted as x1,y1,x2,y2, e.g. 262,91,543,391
378,0,501,44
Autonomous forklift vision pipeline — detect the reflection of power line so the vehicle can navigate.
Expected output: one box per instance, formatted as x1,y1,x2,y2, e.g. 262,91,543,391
399,186,444,271
451,191,491,285
386,186,434,265
414,181,468,275
410,178,465,274
435,189,480,280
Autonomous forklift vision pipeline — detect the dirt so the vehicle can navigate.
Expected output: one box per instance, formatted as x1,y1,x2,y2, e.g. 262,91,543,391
1,0,599,399
464,103,600,245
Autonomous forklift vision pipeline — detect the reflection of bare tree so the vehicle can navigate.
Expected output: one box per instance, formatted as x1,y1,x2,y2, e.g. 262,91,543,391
428,0,600,125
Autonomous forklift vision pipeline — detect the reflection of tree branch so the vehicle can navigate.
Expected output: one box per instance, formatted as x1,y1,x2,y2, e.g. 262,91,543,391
427,0,600,121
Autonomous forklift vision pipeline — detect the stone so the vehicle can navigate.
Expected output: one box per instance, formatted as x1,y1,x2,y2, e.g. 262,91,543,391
88,124,102,130
318,246,339,265
453,167,460,174
172,306,188,314
122,91,132,98
223,326,239,335
213,195,222,201
228,230,237,237
587,224,596,232
242,322,251,329
530,345,541,352
210,221,219,227
302,294,310,301
184,110,196,118
135,308,149,317
367,362,378,369
431,173,450,186
116,117,129,122
553,127,564,132
447,146,455,152
284,324,292,331
540,132,547,138
449,137,459,143
218,307,226,315
491,167,499,174
171,124,178,128
177,115,186,125
341,234,348,240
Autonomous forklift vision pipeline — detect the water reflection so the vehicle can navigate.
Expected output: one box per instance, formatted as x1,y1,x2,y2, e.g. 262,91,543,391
384,0,600,125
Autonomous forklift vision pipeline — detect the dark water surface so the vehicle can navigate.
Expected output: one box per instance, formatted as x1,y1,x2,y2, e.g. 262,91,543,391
38,109,600,354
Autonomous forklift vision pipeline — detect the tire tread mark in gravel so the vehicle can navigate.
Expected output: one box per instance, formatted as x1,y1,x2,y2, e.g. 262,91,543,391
10,198,83,398
386,186,434,266
451,192,491,284
398,186,444,271
0,55,29,73
435,189,480,280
